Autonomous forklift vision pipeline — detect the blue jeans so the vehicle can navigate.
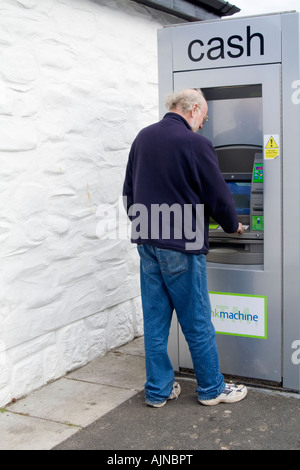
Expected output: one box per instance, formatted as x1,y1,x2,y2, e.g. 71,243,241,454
137,244,225,405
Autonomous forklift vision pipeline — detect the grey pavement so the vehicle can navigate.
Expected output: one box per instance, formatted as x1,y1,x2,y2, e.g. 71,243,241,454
1,336,300,451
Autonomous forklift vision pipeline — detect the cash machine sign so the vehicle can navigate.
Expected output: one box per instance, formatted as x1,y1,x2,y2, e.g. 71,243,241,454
171,15,281,70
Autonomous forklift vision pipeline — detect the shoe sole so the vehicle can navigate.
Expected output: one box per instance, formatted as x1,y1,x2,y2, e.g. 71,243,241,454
199,386,248,406
145,400,167,408
145,382,181,408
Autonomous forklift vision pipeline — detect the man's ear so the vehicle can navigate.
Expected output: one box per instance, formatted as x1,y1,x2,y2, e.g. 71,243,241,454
191,103,199,117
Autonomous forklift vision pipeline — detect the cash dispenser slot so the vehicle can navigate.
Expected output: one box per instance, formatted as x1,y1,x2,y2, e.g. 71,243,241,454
207,145,264,265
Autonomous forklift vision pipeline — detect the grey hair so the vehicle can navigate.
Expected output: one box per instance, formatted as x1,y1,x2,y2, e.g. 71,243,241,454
165,88,205,113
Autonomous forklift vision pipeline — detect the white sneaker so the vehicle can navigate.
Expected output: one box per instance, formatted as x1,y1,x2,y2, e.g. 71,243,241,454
146,382,181,408
199,383,247,406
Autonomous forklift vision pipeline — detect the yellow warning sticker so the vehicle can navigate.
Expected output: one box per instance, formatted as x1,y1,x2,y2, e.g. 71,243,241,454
264,134,280,159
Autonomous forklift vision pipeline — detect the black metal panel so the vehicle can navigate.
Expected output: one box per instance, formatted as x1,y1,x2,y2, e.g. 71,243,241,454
132,0,240,21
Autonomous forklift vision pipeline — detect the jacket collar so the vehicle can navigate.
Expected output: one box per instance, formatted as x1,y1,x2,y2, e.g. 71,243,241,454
163,112,192,131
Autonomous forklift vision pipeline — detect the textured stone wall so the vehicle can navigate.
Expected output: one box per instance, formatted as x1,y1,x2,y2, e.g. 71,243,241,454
0,0,180,406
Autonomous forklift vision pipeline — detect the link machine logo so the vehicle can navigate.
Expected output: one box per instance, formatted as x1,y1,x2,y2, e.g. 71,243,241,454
209,292,266,339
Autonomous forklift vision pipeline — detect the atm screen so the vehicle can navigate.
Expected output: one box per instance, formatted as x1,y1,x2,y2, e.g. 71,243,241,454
227,182,251,215
199,85,263,148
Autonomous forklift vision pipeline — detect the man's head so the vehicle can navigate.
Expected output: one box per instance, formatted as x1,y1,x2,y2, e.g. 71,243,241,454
165,88,208,133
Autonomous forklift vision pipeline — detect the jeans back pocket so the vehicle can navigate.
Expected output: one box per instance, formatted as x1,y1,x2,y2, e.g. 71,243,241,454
157,248,189,276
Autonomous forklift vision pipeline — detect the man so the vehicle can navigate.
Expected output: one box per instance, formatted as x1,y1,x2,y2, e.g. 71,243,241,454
123,89,247,407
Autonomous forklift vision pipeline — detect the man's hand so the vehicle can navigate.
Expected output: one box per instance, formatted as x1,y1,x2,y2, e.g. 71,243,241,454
235,222,244,234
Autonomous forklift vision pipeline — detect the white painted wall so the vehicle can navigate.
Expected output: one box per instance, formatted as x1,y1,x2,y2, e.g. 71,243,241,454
0,0,181,406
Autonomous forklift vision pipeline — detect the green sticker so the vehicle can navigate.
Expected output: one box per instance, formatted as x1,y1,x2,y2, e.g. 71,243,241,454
252,163,264,183
252,215,264,231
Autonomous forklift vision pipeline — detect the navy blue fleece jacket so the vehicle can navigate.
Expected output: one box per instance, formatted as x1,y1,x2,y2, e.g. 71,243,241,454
122,112,239,254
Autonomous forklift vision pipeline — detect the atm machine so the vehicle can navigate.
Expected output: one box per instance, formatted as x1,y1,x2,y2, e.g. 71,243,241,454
158,12,300,391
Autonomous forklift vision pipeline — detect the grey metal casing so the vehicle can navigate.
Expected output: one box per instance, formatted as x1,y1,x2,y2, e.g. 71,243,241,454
158,12,300,391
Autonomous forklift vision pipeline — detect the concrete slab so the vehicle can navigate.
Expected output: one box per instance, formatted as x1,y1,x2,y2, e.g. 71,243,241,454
7,377,137,428
2,339,146,450
67,352,146,391
0,410,77,450
115,336,145,356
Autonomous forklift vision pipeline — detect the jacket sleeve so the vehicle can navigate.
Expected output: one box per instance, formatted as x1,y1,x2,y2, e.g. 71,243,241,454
193,137,239,233
122,142,135,215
